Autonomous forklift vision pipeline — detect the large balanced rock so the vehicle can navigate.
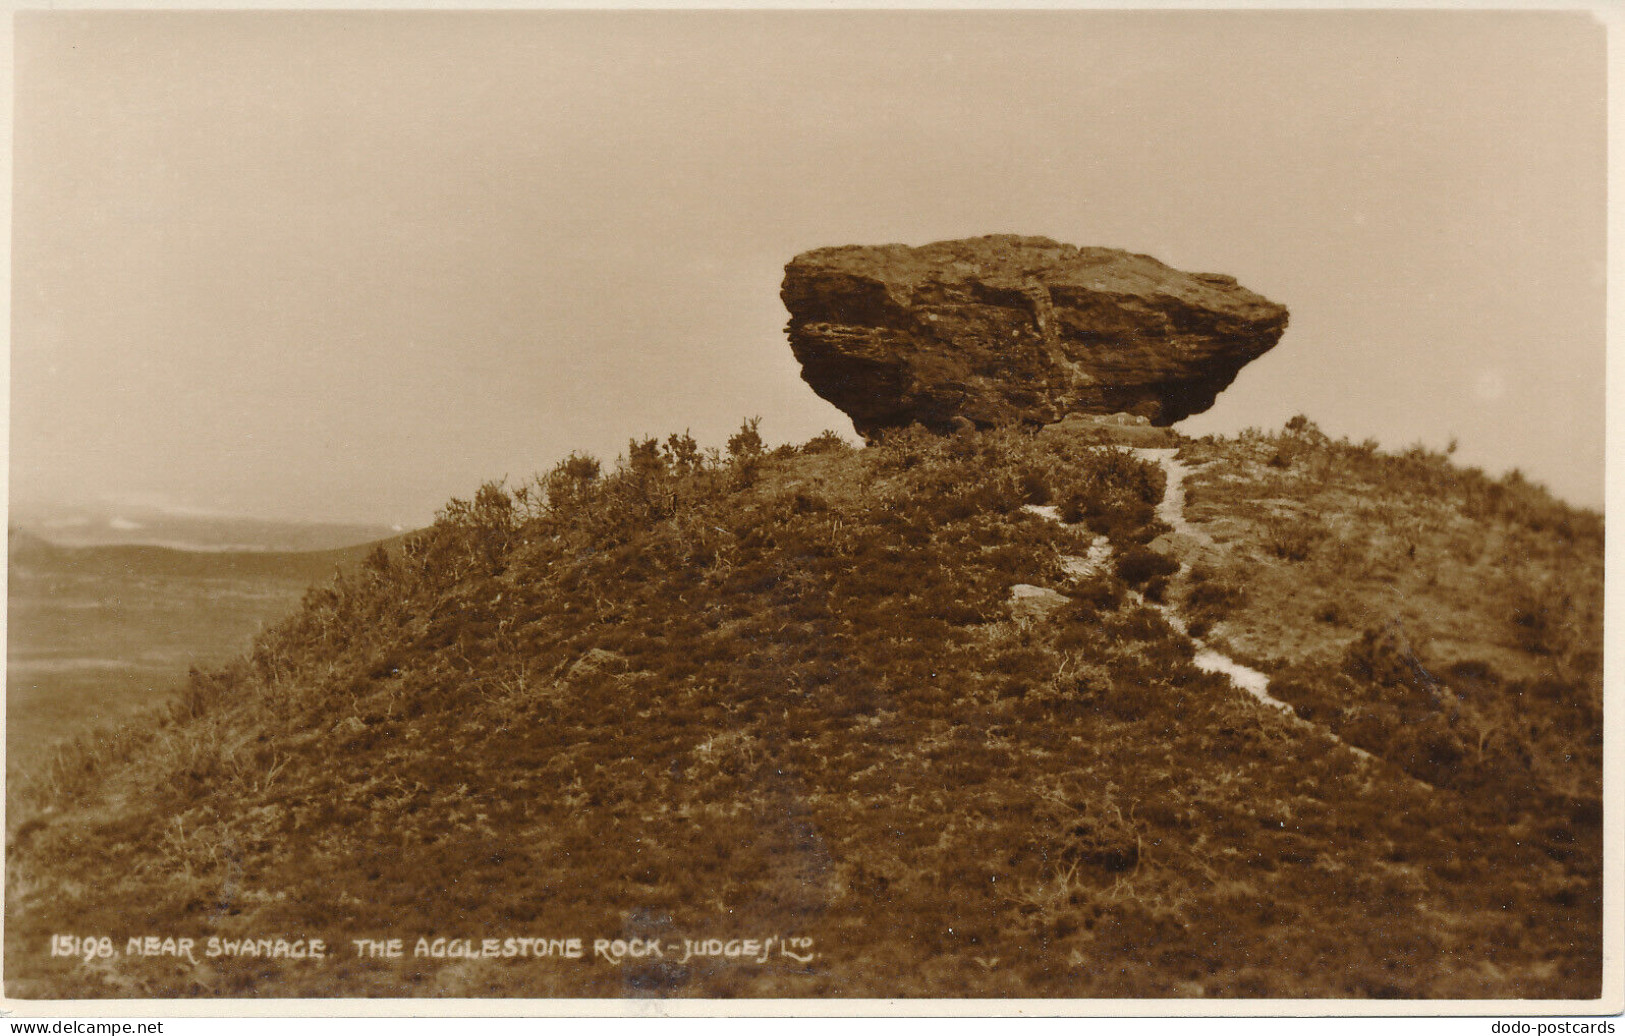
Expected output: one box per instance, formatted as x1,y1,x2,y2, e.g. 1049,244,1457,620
781,235,1288,436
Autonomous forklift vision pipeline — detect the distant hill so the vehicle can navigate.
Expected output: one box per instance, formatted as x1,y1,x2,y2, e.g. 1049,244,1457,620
8,506,401,553
9,528,403,583
5,421,1602,999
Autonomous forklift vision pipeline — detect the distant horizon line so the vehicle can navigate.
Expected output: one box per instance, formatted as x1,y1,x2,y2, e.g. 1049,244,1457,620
7,412,1604,528
8,497,417,531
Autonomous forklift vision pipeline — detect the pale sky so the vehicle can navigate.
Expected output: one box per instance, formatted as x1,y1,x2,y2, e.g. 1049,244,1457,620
11,10,1607,525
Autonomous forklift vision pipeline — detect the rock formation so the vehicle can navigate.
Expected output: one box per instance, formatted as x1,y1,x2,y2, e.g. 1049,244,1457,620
781,235,1289,436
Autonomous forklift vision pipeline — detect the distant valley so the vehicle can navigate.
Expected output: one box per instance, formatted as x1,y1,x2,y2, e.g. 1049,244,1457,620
7,528,395,783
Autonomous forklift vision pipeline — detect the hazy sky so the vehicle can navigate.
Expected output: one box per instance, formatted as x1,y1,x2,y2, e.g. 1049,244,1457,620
11,10,1606,525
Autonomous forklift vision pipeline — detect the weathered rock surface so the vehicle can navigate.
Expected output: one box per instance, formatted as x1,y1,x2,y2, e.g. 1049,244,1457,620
781,235,1289,436
1008,583,1072,621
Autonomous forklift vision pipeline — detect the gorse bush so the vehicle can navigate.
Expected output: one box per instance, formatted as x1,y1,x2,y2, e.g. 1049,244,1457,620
798,429,852,455
727,416,765,459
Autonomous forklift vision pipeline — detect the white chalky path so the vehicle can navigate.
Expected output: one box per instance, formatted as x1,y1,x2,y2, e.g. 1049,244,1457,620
1125,447,1213,545
1123,447,1296,714
1021,445,1375,759
1125,448,1379,760
1022,504,1114,581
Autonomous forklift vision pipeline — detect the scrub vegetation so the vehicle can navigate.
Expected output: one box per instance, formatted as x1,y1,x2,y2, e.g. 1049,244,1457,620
6,418,1602,999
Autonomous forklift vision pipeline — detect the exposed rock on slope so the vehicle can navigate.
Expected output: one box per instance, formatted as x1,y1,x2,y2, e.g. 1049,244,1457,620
781,235,1289,436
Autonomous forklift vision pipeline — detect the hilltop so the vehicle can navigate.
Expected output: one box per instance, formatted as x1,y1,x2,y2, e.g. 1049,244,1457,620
5,418,1602,998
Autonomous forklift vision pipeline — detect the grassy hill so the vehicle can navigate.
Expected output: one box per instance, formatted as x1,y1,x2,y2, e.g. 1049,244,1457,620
5,420,1602,999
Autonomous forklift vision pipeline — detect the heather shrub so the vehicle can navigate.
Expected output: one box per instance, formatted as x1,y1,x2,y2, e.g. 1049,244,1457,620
1341,625,1443,706
1183,566,1246,631
1114,547,1179,589
1259,512,1322,561
1507,579,1581,657
1051,448,1168,546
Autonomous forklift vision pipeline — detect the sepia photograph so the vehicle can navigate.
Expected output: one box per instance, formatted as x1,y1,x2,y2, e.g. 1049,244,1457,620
3,6,1614,1011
